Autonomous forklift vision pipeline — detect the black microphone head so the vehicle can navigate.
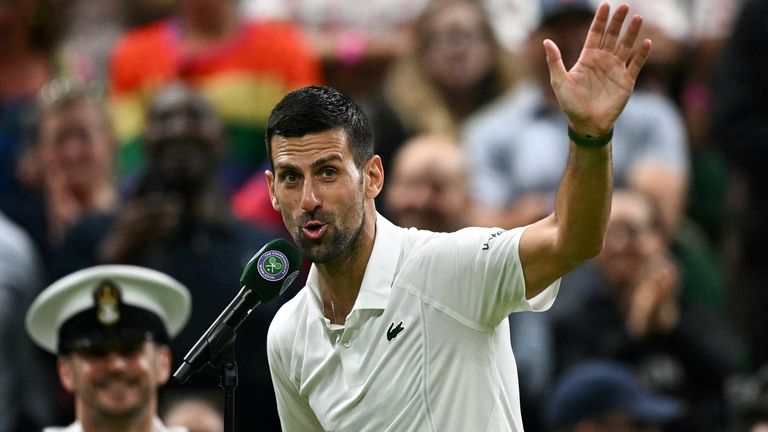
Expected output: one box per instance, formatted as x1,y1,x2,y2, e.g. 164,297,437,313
240,238,302,303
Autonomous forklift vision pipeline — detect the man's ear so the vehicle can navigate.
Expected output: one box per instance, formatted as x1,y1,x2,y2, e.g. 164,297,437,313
265,170,280,211
57,356,76,393
155,345,172,385
364,155,384,200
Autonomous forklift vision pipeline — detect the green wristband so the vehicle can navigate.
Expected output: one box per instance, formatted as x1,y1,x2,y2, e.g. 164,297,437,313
568,126,613,148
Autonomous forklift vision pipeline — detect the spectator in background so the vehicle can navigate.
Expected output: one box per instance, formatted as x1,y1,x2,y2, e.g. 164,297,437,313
551,189,742,431
56,0,124,86
6,78,117,277
161,393,223,432
243,0,540,101
384,133,554,431
0,0,59,214
384,133,473,233
728,364,768,432
25,265,191,432
463,0,726,310
599,0,738,306
243,0,428,101
108,0,321,192
710,0,768,371
0,211,57,432
365,0,521,195
545,361,683,432
463,0,688,238
54,83,281,431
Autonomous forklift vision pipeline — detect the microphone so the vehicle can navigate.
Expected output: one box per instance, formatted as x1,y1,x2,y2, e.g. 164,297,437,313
173,238,302,383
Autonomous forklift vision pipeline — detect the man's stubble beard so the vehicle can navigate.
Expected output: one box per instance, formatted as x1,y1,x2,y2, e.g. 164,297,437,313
87,378,150,420
296,184,367,264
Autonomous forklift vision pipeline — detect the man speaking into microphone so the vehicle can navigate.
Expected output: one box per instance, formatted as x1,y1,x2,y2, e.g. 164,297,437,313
54,82,283,431
263,3,651,431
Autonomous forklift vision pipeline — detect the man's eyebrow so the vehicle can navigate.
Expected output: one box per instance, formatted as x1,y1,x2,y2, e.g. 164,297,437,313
310,155,343,169
273,161,299,172
273,154,344,173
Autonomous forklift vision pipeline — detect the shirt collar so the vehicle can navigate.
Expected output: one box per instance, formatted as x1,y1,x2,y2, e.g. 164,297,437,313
305,213,404,322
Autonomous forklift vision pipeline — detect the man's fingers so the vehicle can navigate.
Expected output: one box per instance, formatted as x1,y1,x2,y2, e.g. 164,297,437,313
543,39,566,85
583,2,611,50
627,39,652,81
601,3,629,51
616,14,643,62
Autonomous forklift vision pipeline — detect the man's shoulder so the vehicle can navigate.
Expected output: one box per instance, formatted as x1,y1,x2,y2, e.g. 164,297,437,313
267,287,311,343
395,226,526,273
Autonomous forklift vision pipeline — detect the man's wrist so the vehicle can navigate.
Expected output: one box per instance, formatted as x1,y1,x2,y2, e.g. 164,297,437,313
568,126,613,148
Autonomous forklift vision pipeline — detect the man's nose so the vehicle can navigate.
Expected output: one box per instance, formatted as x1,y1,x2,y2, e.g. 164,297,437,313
300,178,321,212
103,351,129,371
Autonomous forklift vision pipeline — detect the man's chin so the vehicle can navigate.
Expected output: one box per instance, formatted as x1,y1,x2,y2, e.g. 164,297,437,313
95,384,144,413
297,241,342,264
96,398,143,418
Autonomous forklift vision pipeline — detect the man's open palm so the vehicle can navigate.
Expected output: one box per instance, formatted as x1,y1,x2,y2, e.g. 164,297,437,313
543,2,652,136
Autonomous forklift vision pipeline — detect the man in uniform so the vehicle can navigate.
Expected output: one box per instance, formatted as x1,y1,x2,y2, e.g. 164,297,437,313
25,265,192,432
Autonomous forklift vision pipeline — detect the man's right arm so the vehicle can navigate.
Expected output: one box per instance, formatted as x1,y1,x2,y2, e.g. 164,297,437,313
267,320,324,431
518,3,651,298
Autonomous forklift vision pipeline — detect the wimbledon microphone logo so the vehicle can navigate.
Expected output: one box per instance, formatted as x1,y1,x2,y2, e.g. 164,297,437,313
258,251,290,281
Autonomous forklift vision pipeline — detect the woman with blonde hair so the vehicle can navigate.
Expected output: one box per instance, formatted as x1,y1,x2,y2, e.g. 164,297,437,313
366,0,521,182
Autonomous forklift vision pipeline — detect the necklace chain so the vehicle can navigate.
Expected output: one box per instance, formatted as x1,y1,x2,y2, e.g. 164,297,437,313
324,297,337,323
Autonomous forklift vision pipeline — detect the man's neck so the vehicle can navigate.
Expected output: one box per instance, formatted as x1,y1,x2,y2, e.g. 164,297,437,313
77,401,156,432
78,414,154,432
316,213,377,324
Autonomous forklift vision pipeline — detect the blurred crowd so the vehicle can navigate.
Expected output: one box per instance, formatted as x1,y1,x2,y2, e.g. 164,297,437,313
1,0,767,431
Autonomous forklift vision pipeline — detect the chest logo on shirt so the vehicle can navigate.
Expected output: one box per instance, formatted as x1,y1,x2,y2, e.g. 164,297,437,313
387,321,405,341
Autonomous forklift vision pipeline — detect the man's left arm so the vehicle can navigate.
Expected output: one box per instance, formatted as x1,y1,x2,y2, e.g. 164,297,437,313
519,3,652,298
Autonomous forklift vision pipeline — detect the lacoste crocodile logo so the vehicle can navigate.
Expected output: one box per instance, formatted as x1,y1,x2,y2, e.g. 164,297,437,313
387,321,405,342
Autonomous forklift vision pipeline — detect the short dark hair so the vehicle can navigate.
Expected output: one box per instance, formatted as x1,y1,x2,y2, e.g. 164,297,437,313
265,86,374,170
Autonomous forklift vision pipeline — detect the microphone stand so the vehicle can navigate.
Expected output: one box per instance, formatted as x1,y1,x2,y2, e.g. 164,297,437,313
174,288,263,432
216,344,238,432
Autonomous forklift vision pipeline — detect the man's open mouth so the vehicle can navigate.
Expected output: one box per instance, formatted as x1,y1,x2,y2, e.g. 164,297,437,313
302,222,327,240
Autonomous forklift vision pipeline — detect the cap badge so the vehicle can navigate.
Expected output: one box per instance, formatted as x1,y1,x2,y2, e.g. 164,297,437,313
94,280,121,326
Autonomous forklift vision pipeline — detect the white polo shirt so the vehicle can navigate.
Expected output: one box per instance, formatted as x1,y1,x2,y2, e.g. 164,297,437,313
267,214,559,432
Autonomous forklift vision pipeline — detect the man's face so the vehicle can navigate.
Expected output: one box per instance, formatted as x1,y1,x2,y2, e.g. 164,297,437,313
58,341,170,419
596,193,661,287
143,86,220,191
38,102,113,191
266,128,380,263
421,1,493,92
385,137,469,232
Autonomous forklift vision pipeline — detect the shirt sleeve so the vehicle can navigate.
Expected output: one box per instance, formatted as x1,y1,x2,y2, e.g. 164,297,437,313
399,226,559,330
266,314,325,432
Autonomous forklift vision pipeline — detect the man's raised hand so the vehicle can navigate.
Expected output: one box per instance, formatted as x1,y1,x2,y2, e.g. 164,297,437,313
543,2,652,137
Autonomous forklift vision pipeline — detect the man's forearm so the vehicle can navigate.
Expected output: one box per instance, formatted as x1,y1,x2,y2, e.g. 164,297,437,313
553,141,612,263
